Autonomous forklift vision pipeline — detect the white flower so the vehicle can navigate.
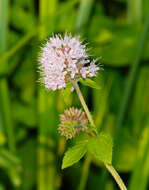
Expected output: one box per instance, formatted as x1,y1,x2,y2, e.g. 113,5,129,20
38,33,100,90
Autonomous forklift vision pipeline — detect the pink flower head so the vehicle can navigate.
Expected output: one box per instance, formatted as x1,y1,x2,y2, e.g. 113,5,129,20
39,33,99,90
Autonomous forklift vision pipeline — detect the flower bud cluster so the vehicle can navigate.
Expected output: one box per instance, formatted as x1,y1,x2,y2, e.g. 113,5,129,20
58,107,89,139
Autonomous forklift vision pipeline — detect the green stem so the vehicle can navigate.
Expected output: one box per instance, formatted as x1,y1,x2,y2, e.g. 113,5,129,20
72,81,95,127
72,81,127,190
105,164,127,190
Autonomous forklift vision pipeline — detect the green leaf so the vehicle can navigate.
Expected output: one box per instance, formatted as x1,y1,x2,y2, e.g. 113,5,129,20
79,78,100,89
62,142,87,169
87,132,113,164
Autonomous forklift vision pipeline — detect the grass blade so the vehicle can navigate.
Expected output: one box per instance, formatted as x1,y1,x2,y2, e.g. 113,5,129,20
37,1,58,190
0,0,16,154
114,13,149,162
127,0,142,24
0,0,21,186
128,127,149,190
75,0,94,33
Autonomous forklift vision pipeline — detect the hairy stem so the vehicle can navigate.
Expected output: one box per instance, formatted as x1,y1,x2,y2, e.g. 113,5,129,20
72,81,127,190
105,164,127,190
72,81,95,127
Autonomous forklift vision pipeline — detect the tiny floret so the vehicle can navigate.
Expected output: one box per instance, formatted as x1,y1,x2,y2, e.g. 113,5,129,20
39,33,99,90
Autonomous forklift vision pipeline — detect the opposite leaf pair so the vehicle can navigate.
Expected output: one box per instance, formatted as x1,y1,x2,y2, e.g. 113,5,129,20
62,132,113,169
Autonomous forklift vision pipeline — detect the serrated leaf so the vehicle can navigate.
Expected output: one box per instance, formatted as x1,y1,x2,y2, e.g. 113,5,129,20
87,132,113,164
62,142,87,169
80,78,100,89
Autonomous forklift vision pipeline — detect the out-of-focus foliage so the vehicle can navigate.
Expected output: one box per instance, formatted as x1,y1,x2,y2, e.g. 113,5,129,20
0,0,149,190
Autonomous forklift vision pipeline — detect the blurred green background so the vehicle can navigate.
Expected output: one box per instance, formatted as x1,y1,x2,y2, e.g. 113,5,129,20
0,0,149,189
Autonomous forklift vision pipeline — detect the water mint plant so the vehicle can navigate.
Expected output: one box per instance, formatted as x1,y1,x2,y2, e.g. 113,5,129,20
38,33,127,190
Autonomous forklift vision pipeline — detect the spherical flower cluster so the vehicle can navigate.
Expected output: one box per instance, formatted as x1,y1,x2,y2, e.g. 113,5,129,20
38,33,99,90
58,107,89,139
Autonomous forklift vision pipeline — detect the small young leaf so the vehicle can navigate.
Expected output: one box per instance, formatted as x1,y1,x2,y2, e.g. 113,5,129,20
79,78,100,89
62,142,87,169
87,132,113,164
